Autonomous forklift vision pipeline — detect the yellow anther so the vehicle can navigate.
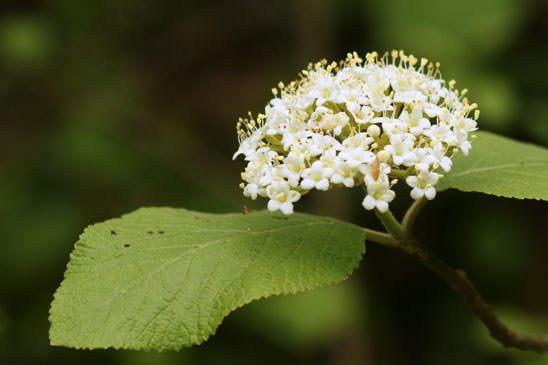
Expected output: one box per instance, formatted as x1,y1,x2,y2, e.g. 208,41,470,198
408,54,418,66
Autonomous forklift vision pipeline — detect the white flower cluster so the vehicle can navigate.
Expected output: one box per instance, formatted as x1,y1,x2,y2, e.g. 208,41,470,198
233,51,479,215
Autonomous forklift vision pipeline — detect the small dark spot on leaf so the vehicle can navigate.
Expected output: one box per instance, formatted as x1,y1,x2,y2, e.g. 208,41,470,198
124,243,131,248
194,245,199,248
147,231,153,234
158,230,164,234
111,230,117,235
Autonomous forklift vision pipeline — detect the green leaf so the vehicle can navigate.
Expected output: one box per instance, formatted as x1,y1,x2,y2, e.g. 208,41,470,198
49,208,365,351
437,131,548,201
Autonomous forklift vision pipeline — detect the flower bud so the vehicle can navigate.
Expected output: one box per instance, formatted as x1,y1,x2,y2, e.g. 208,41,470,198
367,124,381,138
377,150,390,162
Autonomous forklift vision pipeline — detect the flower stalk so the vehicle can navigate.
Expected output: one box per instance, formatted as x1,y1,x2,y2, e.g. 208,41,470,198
374,208,405,241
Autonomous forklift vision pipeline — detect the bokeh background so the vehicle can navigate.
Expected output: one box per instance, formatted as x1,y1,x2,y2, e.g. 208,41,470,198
1,0,547,364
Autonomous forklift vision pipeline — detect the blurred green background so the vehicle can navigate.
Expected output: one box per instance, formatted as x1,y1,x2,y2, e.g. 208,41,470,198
1,0,547,364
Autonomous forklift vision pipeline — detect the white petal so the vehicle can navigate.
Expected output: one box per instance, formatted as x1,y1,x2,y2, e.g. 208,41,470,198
381,191,395,203
331,174,343,184
425,187,436,200
301,179,315,190
410,188,424,200
425,172,439,185
267,200,280,211
316,179,330,191
362,195,376,210
288,191,301,202
419,118,431,129
343,178,355,188
280,202,294,215
406,176,419,188
376,200,389,213
440,157,452,172
361,152,376,164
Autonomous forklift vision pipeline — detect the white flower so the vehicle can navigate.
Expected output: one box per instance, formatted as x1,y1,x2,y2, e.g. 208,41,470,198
300,160,333,191
266,181,301,215
331,158,357,187
384,134,416,166
232,126,265,160
347,102,374,125
424,124,457,146
243,183,260,200
279,151,306,187
380,117,407,135
339,148,376,168
399,104,431,135
413,148,436,172
264,103,290,135
362,176,395,213
406,171,440,200
307,71,338,105
432,143,452,172
234,50,479,214
456,133,472,155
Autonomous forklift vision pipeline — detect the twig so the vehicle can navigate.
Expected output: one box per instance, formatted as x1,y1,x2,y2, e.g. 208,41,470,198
363,228,399,248
402,198,427,232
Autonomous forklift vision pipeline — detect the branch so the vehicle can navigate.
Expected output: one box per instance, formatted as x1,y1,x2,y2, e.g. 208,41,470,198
365,208,548,351
402,238,548,351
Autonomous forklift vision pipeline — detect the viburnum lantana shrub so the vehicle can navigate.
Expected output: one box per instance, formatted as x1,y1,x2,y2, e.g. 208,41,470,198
49,51,548,352
233,51,478,214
